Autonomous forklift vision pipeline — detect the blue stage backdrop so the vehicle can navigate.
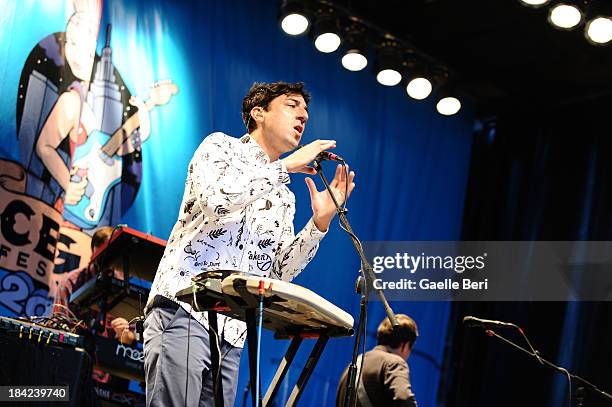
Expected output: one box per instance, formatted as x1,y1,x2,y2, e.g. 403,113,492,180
0,0,474,405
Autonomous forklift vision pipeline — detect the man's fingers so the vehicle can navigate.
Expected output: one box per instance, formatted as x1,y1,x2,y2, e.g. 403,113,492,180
315,139,336,147
304,177,318,199
312,139,336,153
336,164,343,179
330,164,345,188
348,182,356,197
342,165,349,183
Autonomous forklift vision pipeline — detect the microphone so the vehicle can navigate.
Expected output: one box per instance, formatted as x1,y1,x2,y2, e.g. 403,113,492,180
296,145,345,162
463,316,518,329
316,151,345,162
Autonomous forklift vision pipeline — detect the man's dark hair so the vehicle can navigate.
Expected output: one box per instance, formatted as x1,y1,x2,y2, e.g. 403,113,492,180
242,81,311,133
376,314,419,349
91,226,115,251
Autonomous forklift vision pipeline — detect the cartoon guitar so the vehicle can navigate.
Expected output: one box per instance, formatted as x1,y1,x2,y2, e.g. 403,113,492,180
64,81,178,227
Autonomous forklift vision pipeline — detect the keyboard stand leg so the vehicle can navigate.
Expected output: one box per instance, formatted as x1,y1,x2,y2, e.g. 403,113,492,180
245,308,260,407
285,335,329,407
263,336,303,407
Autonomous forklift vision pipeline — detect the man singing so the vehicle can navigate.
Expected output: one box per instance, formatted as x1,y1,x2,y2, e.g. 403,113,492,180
143,81,355,406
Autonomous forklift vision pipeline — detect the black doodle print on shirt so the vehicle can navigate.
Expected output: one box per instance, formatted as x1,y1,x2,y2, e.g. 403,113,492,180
196,238,215,249
235,214,245,247
259,200,272,211
214,205,230,216
257,238,274,250
208,228,226,239
184,200,196,214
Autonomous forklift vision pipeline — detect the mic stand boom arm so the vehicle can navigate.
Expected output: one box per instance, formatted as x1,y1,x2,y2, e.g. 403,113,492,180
485,329,612,403
313,159,398,407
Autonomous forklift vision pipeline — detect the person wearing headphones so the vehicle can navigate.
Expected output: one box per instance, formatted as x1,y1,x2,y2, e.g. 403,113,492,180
337,314,419,407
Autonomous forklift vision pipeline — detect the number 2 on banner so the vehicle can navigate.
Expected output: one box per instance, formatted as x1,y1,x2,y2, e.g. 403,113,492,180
0,271,50,316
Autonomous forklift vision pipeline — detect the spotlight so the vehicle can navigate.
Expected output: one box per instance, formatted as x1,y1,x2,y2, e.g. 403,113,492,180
548,1,584,30
406,77,433,100
586,17,612,44
435,79,461,116
405,63,434,100
519,0,551,7
584,0,612,45
312,13,341,53
436,96,461,116
341,27,368,71
374,40,403,86
279,0,310,36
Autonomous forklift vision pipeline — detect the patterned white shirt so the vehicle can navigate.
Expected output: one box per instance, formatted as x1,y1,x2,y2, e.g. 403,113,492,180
146,132,326,348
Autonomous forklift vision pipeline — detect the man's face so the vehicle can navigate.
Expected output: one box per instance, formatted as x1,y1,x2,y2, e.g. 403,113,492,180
260,93,309,154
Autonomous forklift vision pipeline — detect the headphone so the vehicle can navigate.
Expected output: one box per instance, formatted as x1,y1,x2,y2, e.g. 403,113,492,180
245,108,263,131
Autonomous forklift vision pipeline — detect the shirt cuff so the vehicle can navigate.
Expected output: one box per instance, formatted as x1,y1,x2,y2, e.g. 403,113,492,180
306,217,328,237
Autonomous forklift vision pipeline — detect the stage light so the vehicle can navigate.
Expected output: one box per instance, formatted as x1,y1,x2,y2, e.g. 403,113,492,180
584,1,612,45
585,17,612,44
435,78,461,115
279,1,310,36
436,96,461,116
376,69,400,86
342,51,368,71
312,14,341,53
404,61,435,100
406,77,433,100
315,32,341,52
374,40,403,86
341,28,368,71
519,0,551,7
548,2,584,30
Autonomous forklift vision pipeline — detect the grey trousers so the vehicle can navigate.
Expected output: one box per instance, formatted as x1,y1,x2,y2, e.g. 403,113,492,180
143,305,242,407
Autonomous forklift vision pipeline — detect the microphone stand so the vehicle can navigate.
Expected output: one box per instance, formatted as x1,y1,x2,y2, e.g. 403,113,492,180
312,159,398,407
483,328,612,405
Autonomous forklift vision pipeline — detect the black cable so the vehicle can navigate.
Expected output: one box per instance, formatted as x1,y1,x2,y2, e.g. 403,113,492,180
485,329,612,405
516,327,570,407
354,283,368,407
185,304,192,407
211,318,249,397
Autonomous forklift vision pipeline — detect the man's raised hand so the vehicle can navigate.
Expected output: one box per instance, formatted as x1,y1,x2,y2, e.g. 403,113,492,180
282,139,336,174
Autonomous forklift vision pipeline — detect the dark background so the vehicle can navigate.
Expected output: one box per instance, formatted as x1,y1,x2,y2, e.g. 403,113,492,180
337,1,612,405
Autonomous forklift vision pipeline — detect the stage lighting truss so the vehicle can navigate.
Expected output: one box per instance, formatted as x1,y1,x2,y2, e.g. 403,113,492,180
522,0,612,46
277,0,463,115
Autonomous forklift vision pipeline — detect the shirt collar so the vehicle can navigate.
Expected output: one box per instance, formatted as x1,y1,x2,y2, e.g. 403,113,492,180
241,133,270,165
